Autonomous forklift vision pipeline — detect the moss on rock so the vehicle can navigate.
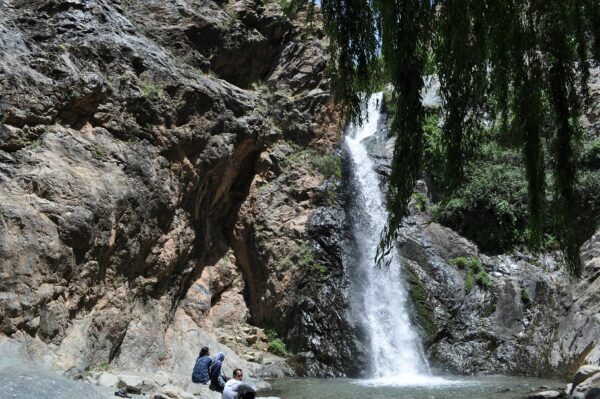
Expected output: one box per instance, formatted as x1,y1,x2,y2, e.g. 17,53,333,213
405,266,436,343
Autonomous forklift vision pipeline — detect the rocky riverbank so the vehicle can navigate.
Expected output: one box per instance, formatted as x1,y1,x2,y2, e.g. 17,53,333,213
0,336,277,399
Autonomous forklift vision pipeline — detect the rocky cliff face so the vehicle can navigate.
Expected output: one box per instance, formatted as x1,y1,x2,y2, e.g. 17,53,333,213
367,93,600,378
0,0,360,378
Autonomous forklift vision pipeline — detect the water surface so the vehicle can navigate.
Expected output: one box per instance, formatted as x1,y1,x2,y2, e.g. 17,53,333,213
265,375,565,399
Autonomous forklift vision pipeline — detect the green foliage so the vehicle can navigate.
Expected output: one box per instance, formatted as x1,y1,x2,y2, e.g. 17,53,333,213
96,361,111,371
93,143,107,158
422,110,444,185
406,267,436,341
434,155,528,252
318,0,600,276
265,329,288,357
476,269,491,290
313,154,342,179
581,139,600,169
412,192,428,212
138,76,162,98
451,256,490,293
449,256,472,269
323,183,338,206
520,287,531,305
297,244,327,274
25,139,40,150
464,270,475,293
575,170,600,242
267,338,288,357
283,147,342,180
276,0,302,19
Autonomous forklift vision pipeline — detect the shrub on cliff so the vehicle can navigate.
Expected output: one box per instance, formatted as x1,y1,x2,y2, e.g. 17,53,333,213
433,148,528,253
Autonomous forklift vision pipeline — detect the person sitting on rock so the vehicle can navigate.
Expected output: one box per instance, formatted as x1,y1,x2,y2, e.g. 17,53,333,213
222,368,256,399
209,352,229,392
191,346,212,384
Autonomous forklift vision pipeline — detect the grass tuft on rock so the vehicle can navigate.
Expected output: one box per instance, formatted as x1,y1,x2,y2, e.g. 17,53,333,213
451,256,491,293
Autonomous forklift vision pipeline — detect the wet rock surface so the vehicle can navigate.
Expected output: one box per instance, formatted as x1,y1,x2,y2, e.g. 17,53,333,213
365,99,600,378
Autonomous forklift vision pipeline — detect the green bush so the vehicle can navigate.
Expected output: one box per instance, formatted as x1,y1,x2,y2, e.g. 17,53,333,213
265,329,288,357
267,338,288,357
575,170,600,241
464,270,475,293
580,139,600,169
138,75,162,98
283,148,341,180
297,244,327,274
449,256,470,268
433,154,528,253
476,269,491,290
313,154,342,179
412,192,428,212
422,111,444,185
451,256,490,293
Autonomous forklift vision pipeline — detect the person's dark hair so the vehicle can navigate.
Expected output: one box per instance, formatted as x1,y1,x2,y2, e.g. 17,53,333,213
199,347,209,357
233,368,242,378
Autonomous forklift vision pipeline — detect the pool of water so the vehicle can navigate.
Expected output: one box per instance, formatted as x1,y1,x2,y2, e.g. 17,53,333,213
263,374,566,399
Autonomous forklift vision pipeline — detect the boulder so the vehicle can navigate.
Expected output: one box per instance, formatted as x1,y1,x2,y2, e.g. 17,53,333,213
152,384,198,399
584,387,600,399
153,370,172,387
186,382,211,395
97,372,119,388
572,373,600,399
572,366,600,393
117,374,146,393
526,390,564,399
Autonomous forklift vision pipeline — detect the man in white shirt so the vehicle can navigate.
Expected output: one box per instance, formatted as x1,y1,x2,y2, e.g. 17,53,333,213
222,368,256,399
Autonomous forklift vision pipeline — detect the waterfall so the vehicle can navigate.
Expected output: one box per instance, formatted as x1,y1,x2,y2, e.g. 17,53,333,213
345,92,430,381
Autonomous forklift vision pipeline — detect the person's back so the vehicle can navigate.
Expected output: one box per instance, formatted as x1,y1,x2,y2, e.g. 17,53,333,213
222,368,256,399
191,347,212,384
209,352,227,392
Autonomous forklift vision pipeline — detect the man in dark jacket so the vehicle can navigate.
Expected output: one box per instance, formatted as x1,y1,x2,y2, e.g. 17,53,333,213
209,352,228,393
191,347,212,384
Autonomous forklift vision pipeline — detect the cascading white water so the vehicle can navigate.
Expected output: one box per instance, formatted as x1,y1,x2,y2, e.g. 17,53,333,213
345,92,431,383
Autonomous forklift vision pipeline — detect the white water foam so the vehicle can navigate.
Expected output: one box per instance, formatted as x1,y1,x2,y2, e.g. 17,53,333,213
355,375,470,388
346,93,460,386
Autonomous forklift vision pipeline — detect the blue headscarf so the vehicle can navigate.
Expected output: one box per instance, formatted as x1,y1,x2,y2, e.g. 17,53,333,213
215,352,225,362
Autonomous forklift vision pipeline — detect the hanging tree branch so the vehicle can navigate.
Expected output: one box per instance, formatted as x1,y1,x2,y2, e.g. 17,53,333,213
317,0,598,276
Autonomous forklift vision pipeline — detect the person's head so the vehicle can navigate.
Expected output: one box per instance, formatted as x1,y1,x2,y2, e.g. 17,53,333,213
233,368,243,381
199,347,209,357
215,352,225,362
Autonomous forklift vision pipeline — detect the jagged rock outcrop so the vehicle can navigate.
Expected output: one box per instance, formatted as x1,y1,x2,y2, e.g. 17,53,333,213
0,0,359,379
365,96,600,378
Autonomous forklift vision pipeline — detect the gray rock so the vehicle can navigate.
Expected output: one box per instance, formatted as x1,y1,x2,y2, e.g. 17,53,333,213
584,387,600,399
526,390,564,399
0,361,113,399
572,366,600,393
0,0,348,380
97,372,119,388
117,374,145,393
152,384,198,399
572,374,600,399
153,370,171,387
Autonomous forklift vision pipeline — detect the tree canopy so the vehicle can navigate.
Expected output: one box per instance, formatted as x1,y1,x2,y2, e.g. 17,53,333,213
318,0,600,276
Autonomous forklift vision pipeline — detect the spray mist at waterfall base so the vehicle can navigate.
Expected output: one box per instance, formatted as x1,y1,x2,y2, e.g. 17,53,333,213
356,373,467,387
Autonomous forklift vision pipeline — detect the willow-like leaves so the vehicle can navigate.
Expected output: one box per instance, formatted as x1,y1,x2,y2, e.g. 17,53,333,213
318,0,600,276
